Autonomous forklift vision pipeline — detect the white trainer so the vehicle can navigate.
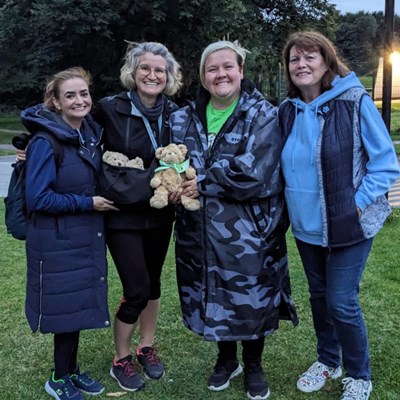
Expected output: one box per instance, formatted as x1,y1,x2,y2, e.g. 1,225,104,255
340,377,372,400
296,361,342,393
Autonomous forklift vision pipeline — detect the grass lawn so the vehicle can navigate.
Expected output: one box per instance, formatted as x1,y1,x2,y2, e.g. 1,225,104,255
0,149,15,156
0,130,17,145
0,114,24,131
0,203,399,400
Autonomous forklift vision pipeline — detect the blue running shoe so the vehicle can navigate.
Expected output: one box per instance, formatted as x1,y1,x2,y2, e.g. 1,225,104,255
44,371,83,400
70,369,105,396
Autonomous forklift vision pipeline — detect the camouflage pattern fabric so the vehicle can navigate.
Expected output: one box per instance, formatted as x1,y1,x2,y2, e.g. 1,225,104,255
170,81,298,341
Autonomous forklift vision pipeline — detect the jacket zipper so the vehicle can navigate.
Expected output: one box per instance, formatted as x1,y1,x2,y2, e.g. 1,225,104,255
38,260,43,332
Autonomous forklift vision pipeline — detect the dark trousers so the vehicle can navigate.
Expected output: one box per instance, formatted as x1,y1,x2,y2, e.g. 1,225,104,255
54,331,80,379
217,337,265,369
107,226,172,324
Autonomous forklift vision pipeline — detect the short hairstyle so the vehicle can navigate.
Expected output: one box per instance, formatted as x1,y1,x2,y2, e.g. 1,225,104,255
43,67,92,110
120,41,182,96
199,40,249,87
282,31,350,98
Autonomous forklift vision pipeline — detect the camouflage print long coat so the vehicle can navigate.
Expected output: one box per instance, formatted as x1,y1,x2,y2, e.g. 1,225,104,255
170,80,298,341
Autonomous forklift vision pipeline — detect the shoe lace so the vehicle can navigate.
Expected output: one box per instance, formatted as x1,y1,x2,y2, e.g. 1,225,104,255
72,371,92,384
342,378,365,396
299,362,329,386
59,377,77,397
141,348,160,366
123,360,138,377
307,362,333,378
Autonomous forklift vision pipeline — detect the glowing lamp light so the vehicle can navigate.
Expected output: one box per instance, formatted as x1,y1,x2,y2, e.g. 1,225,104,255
390,52,400,80
390,51,400,64
373,52,400,100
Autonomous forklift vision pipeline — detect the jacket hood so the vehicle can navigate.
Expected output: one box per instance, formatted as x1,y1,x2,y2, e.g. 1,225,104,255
287,71,363,111
284,72,364,170
20,103,102,145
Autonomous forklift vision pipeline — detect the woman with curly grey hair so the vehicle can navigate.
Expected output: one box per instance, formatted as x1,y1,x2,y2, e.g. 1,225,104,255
92,41,182,392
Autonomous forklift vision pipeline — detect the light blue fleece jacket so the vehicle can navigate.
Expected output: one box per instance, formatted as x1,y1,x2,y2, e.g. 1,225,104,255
281,72,399,245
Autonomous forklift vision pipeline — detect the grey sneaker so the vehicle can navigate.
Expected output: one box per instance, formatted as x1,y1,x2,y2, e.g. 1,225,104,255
340,377,372,400
297,361,342,392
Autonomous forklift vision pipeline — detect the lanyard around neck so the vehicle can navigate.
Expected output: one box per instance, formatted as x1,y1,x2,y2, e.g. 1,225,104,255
127,92,162,152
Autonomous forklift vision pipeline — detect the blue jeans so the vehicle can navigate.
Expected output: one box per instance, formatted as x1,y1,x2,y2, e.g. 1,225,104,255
296,238,374,380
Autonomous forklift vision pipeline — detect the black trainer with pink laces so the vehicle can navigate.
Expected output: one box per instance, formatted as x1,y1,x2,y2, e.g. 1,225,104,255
136,346,165,380
110,354,145,391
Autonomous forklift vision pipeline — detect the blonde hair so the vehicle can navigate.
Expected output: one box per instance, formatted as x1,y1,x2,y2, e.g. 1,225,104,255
282,31,349,98
120,41,183,96
43,67,92,110
199,40,249,86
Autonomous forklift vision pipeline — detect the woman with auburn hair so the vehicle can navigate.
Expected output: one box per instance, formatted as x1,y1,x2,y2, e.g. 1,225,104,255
280,31,399,400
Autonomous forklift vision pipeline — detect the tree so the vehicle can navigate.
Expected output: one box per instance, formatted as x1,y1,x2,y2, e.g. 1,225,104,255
335,12,378,76
0,0,340,108
0,0,119,107
245,0,339,99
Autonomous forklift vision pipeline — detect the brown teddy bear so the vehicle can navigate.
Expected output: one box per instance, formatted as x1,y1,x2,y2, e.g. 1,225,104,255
149,143,200,211
102,151,144,169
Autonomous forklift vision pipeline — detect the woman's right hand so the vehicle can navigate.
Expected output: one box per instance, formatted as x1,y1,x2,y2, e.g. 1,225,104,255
92,196,119,212
169,191,181,204
16,149,27,161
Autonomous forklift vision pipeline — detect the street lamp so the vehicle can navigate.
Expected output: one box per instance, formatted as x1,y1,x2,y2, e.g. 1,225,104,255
382,0,395,131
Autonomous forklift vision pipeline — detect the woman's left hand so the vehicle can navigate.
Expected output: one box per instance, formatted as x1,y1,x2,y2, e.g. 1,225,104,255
182,178,199,198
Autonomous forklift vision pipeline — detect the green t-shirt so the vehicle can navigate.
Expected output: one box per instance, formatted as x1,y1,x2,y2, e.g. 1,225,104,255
206,99,238,147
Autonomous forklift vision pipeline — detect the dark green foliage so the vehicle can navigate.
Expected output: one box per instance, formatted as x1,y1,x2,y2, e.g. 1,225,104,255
335,12,379,76
335,11,400,77
0,0,339,108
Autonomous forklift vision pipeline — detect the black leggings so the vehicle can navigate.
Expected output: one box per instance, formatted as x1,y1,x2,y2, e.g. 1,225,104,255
106,226,172,324
54,331,80,379
217,338,265,368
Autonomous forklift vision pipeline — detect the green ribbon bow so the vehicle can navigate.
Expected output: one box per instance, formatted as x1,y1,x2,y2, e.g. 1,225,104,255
155,158,190,174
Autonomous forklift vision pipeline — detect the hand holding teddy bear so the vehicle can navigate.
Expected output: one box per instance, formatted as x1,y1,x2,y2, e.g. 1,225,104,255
149,143,200,211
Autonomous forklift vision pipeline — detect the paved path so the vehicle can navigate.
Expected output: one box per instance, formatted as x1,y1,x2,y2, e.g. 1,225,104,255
0,155,14,197
389,173,400,208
